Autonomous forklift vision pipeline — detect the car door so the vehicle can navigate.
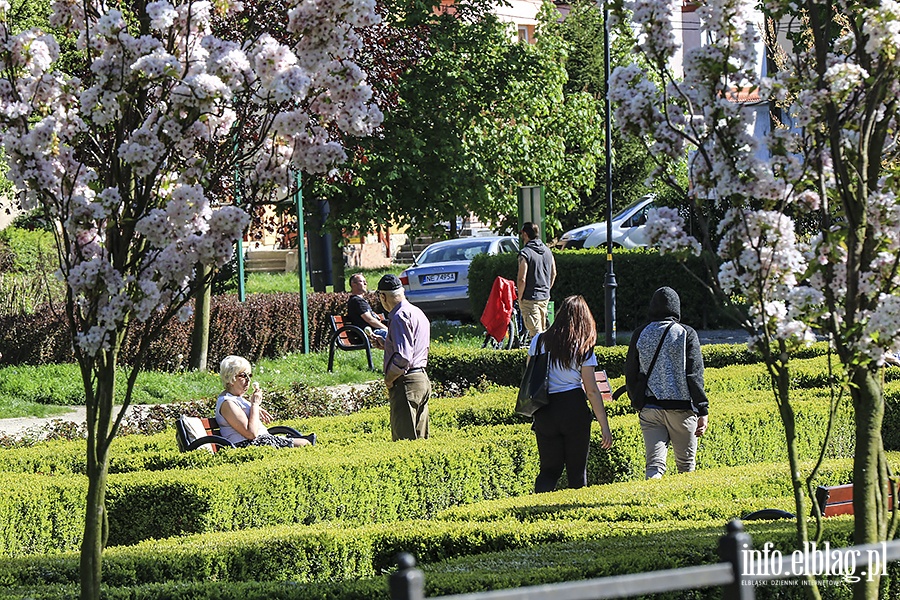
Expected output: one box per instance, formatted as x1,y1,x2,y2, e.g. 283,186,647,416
621,202,655,247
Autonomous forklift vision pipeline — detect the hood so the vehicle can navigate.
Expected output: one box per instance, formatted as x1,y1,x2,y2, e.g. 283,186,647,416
525,239,547,254
648,286,680,321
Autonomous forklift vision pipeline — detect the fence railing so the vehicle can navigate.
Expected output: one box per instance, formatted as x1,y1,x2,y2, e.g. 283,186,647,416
389,520,900,600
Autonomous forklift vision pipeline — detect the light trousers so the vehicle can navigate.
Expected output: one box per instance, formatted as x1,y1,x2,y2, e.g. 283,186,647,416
639,407,698,479
520,299,549,337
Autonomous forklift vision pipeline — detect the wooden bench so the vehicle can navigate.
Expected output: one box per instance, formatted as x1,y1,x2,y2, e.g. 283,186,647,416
175,416,306,453
594,370,615,403
814,483,894,517
328,315,375,372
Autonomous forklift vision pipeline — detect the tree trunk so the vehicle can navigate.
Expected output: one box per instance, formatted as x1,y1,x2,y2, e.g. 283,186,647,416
852,368,887,600
774,361,821,599
331,234,346,293
79,360,115,600
79,455,108,600
189,264,212,372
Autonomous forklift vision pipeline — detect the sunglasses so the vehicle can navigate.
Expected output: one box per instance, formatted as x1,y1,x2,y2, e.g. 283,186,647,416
236,372,252,381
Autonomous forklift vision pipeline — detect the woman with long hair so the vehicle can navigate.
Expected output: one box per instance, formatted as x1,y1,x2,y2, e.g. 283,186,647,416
526,295,613,492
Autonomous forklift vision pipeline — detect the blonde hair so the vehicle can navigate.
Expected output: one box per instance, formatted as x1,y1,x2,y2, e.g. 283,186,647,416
219,355,252,388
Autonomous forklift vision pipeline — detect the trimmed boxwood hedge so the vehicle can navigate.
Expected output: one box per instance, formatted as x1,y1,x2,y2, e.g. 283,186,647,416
0,371,860,557
427,341,832,390
468,248,728,329
1,350,893,600
0,456,880,593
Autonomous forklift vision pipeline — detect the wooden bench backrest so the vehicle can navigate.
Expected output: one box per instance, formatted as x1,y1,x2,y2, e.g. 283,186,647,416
175,416,224,454
594,370,613,404
331,315,351,344
199,417,220,438
816,483,894,517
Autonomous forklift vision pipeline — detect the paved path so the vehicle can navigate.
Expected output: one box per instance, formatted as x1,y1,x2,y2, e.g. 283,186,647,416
0,333,748,439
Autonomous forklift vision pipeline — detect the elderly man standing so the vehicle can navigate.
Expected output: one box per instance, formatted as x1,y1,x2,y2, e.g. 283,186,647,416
370,274,431,441
517,222,557,337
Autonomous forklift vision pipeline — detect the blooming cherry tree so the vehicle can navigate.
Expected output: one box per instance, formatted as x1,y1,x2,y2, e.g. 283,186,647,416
0,0,381,596
611,0,900,595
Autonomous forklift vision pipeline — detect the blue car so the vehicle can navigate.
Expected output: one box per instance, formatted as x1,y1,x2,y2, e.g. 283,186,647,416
399,236,519,319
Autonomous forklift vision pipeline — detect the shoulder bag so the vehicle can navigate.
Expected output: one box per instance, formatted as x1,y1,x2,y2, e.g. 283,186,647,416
515,333,550,417
627,321,675,411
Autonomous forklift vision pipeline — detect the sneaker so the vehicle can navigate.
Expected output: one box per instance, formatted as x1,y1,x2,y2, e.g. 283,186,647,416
301,433,316,446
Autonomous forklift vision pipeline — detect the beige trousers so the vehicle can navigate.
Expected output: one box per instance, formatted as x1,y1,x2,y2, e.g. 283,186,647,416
639,408,698,479
519,299,549,337
389,372,431,441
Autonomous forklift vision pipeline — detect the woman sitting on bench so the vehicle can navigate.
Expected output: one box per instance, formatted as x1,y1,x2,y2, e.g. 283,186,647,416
217,355,315,448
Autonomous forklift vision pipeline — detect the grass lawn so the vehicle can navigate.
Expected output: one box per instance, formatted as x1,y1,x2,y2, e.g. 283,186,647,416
0,349,384,419
243,267,403,295
0,319,492,419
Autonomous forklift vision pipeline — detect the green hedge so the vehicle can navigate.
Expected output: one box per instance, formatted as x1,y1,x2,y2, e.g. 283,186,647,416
428,342,831,389
0,378,860,557
468,248,728,330
0,425,543,555
0,460,865,591
0,356,847,478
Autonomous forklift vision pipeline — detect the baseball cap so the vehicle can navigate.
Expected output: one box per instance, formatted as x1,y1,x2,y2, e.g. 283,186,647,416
377,274,403,291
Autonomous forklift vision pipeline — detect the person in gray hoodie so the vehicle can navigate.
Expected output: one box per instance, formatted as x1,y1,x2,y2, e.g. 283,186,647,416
625,287,708,478
517,222,557,337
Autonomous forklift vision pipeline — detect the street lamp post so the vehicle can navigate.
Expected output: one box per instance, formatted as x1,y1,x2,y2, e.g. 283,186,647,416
603,0,617,346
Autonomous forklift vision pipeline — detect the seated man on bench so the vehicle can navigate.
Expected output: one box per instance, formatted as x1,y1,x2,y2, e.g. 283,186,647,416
348,273,387,342
217,355,315,448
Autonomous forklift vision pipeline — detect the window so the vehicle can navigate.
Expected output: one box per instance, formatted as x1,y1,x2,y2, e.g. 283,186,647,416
517,25,531,43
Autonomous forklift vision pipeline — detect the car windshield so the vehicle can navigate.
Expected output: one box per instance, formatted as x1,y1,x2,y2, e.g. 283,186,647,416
612,198,652,221
417,240,493,264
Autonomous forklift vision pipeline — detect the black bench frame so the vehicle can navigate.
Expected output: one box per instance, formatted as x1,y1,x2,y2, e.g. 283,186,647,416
175,416,304,453
328,314,375,372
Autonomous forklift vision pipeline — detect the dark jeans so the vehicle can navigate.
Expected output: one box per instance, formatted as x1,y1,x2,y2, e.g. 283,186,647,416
389,372,431,441
531,387,593,493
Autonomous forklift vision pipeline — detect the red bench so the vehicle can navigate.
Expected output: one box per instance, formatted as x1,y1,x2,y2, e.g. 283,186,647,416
594,369,614,403
815,483,894,517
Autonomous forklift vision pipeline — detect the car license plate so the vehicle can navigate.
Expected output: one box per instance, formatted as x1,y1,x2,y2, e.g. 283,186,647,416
422,273,456,284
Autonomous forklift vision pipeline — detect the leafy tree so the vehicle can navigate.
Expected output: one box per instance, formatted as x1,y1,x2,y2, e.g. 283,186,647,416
550,0,674,232
0,1,381,598
315,0,605,245
611,0,900,597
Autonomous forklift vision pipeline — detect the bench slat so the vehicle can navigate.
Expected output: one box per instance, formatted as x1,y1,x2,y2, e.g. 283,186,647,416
816,483,893,517
333,315,355,345
594,370,613,403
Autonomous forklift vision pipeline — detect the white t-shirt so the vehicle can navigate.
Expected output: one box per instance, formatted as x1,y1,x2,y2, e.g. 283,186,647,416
216,392,268,444
528,333,597,394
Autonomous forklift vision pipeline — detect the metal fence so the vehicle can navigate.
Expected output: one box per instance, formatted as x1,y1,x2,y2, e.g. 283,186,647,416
389,520,900,600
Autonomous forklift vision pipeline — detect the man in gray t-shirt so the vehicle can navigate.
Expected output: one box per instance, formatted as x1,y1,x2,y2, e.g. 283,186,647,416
516,222,556,337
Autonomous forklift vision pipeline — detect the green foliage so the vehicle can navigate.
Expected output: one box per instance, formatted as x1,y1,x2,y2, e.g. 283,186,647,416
0,226,57,273
0,226,63,315
312,0,603,239
469,247,731,329
0,358,863,561
548,0,673,233
0,459,869,592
